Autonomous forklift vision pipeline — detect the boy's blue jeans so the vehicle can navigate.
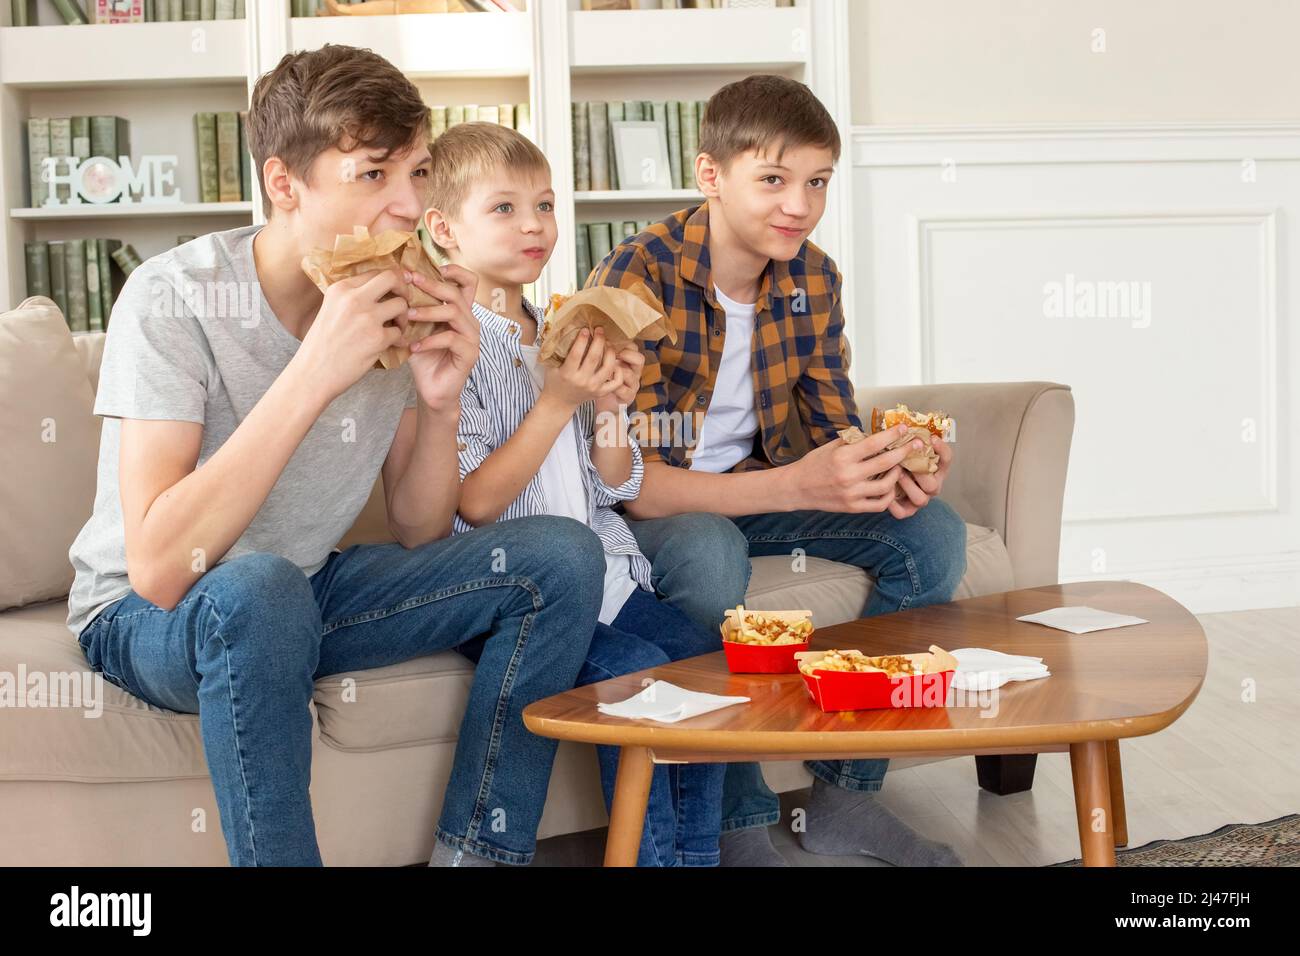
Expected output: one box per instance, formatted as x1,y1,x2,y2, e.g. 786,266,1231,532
625,500,968,833
76,515,606,866
460,585,727,866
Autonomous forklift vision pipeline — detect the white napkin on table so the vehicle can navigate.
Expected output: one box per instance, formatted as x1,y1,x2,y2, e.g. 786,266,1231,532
950,647,1051,691
1016,605,1148,635
596,681,750,724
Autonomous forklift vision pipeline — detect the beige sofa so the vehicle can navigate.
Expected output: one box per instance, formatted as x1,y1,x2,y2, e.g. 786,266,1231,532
0,295,1075,865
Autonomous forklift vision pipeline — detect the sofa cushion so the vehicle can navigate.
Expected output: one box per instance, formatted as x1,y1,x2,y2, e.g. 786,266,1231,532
744,522,1014,626
0,298,101,611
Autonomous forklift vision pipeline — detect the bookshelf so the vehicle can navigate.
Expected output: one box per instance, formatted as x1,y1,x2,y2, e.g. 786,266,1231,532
1,0,854,327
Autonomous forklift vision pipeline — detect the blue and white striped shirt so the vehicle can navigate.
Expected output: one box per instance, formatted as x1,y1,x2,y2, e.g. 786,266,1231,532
453,297,654,596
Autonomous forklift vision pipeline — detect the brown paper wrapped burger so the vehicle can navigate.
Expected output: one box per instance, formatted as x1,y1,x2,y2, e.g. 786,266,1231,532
837,404,954,475
536,284,676,367
301,225,445,370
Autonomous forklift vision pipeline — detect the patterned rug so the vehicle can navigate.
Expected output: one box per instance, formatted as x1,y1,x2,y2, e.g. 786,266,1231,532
1051,813,1299,866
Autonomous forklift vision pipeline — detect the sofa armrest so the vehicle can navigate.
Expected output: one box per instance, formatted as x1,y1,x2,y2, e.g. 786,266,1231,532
853,381,1075,589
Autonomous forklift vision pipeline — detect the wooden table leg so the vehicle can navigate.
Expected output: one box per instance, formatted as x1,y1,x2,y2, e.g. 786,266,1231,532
1069,740,1116,867
604,745,654,867
1106,739,1129,848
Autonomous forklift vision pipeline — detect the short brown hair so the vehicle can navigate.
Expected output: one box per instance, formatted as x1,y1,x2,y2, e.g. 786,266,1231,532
427,121,551,224
246,44,432,219
699,74,840,171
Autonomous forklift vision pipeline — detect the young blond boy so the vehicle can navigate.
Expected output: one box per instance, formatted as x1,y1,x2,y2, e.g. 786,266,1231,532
424,122,732,866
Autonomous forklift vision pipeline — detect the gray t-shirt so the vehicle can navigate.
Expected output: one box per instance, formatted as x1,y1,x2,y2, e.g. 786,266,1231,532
66,224,418,636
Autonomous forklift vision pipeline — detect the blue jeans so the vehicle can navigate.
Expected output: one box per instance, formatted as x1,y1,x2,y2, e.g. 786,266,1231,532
459,584,727,865
625,500,967,832
76,515,606,866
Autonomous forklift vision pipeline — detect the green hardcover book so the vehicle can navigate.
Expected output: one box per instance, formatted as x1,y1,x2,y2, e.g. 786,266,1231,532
587,103,609,191
430,106,448,139
48,242,68,320
624,101,643,122
498,104,514,128
200,0,214,19
587,221,613,272
65,240,89,333
88,116,118,160
234,0,244,17
515,102,532,139
49,0,89,24
621,220,637,239
183,0,200,20
574,224,591,290
572,102,590,192
194,113,219,202
97,239,121,329
606,102,624,190
24,242,51,299
144,0,154,19
86,245,102,332
447,104,465,126
238,111,251,203
170,0,183,18
476,105,499,124
215,0,232,17
11,0,37,26
26,117,50,208
679,101,699,189
216,111,241,202
111,243,144,276
49,118,73,203
70,116,91,163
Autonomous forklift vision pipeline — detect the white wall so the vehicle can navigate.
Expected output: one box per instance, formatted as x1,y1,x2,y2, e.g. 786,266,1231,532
844,2,1300,613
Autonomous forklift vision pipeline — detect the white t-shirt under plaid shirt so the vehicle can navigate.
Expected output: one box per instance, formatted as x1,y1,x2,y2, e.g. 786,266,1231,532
454,298,651,624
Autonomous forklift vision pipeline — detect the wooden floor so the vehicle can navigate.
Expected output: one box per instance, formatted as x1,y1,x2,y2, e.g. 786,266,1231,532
533,605,1300,866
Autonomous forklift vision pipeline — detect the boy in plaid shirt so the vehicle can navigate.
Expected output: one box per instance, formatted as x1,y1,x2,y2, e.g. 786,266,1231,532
589,74,967,867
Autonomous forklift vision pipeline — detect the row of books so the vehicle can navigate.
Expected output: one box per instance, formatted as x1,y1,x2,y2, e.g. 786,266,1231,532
430,103,533,140
194,111,254,204
583,0,796,9
292,0,521,13
573,100,705,192
9,0,245,24
23,237,152,332
573,219,656,288
24,115,130,208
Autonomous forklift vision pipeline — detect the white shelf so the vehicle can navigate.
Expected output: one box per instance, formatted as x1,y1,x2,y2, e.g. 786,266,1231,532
12,201,252,220
575,189,702,204
0,21,249,89
569,8,810,73
289,13,531,78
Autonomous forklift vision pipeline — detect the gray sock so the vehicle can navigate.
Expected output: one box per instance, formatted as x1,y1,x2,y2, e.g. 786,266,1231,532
719,827,789,867
428,840,497,867
798,778,964,866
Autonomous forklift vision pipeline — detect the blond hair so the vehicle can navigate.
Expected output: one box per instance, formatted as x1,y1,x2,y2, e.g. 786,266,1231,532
427,122,551,223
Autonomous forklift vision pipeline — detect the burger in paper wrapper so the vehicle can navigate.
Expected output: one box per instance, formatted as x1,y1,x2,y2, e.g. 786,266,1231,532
537,284,676,367
837,403,954,475
301,225,446,370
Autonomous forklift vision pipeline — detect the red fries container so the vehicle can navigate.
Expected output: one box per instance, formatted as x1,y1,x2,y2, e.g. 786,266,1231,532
795,646,958,712
719,608,813,674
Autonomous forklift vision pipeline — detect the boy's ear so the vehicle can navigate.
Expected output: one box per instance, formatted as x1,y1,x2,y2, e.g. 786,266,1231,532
262,156,300,214
695,151,719,197
424,207,457,254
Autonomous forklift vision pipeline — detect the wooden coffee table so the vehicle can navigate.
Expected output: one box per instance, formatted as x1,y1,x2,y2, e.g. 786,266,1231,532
523,581,1208,867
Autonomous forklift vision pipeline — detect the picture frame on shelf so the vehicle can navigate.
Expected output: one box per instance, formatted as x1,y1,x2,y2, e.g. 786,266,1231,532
611,120,672,191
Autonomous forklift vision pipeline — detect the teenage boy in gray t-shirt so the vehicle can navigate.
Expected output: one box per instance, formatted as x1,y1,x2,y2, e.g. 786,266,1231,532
65,45,606,867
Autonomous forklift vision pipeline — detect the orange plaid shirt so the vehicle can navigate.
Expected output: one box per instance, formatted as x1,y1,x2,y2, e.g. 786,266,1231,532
585,202,860,472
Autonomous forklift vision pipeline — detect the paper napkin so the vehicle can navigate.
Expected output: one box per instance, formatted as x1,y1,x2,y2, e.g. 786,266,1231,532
1016,605,1149,635
596,681,750,724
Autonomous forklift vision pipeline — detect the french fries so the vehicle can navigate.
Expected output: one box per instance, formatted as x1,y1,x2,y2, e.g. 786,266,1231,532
721,606,814,646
